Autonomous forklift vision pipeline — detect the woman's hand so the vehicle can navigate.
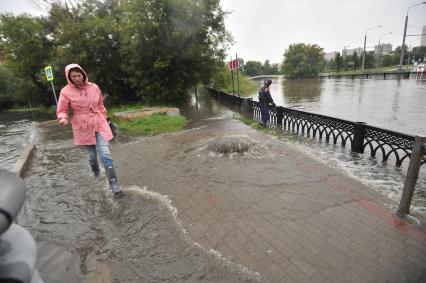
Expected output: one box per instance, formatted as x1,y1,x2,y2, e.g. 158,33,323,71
58,117,68,126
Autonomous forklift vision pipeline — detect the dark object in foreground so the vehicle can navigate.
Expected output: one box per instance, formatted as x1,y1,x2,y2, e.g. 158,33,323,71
108,117,119,138
0,169,44,283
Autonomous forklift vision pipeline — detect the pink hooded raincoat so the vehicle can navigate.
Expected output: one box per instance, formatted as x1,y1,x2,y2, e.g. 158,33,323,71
56,64,113,145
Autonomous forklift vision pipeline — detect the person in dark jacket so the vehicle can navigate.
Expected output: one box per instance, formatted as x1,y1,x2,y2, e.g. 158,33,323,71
258,79,275,126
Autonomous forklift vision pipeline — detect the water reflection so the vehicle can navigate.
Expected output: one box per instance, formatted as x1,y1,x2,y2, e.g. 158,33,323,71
178,88,235,128
0,111,54,170
250,77,426,135
281,79,323,106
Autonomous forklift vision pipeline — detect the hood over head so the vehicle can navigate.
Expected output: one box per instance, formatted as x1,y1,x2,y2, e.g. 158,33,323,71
65,63,88,85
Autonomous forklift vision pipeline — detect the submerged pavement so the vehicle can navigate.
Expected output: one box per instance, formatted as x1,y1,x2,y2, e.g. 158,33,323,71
113,113,426,283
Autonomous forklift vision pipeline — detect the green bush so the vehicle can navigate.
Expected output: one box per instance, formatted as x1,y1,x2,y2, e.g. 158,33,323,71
210,64,257,95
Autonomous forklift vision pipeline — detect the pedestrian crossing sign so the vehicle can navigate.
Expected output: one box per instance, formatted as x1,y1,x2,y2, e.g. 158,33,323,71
44,66,54,81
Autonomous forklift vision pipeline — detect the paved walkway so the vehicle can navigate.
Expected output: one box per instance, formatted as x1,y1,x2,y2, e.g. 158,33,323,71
112,116,426,283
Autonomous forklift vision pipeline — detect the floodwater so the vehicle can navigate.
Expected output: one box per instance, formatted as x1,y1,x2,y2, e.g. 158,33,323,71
249,76,426,136
248,76,426,211
2,78,426,281
13,102,263,282
0,112,39,170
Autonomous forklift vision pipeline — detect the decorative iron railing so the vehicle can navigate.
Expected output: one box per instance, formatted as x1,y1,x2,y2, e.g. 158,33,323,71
206,87,426,167
363,125,419,166
280,107,354,146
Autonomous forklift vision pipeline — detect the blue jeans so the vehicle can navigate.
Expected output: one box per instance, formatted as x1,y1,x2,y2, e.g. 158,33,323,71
83,132,114,169
260,105,270,123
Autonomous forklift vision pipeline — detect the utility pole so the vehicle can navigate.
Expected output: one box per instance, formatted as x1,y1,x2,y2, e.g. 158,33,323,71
362,25,382,71
399,2,426,68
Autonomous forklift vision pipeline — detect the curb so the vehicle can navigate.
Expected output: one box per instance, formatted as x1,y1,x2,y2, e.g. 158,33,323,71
12,143,36,177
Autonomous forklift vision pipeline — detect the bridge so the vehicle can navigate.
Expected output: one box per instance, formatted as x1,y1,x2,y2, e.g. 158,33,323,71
248,74,281,80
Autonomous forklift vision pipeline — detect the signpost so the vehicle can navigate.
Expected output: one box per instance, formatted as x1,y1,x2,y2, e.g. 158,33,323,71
227,56,241,96
44,66,58,105
227,58,240,70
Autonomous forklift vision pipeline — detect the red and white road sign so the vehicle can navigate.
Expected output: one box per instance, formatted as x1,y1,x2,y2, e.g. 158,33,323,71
227,58,240,70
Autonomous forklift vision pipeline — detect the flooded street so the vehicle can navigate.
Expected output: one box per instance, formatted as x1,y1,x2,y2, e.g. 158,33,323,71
249,76,426,136
248,77,426,212
15,101,264,282
2,82,425,281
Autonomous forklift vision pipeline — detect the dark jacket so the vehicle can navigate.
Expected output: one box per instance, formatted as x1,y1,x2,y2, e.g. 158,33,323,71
258,86,274,106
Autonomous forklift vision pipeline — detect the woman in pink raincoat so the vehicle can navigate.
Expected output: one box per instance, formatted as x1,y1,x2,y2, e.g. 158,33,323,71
57,63,122,197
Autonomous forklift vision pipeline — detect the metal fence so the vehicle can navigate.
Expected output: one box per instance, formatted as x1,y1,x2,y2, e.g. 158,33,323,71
207,86,425,214
319,71,424,80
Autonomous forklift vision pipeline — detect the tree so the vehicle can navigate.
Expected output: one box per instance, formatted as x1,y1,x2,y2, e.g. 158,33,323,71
327,58,336,71
393,45,408,65
0,0,231,106
119,0,231,104
0,14,53,105
263,60,272,74
334,52,343,72
271,63,280,74
352,51,360,69
380,55,393,67
282,43,325,78
364,52,375,69
243,61,263,76
0,65,35,109
411,46,426,63
262,60,280,75
48,0,133,103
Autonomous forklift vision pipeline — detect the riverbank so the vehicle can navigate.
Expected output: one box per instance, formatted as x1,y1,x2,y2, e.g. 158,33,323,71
323,65,416,75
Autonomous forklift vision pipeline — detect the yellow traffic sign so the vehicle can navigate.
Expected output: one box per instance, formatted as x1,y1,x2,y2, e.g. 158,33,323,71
44,66,54,81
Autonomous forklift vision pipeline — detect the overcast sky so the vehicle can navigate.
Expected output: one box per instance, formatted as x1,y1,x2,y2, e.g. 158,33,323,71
0,1,46,16
1,0,425,63
221,0,426,63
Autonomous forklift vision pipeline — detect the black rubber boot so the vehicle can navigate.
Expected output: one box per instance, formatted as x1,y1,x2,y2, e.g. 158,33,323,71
104,165,122,196
89,160,100,179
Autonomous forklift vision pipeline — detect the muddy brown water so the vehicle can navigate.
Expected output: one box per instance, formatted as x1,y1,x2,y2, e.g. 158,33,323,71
16,97,265,282
3,82,426,281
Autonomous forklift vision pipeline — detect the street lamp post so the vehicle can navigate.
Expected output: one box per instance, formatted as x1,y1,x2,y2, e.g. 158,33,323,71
342,45,350,58
399,2,426,68
376,32,392,69
362,25,382,72
342,45,350,70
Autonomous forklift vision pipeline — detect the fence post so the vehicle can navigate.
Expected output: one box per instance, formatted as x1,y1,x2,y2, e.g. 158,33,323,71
276,106,284,125
351,122,366,153
242,98,252,118
397,136,425,216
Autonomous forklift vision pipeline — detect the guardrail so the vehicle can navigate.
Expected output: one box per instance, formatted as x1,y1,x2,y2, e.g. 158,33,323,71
207,87,425,215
